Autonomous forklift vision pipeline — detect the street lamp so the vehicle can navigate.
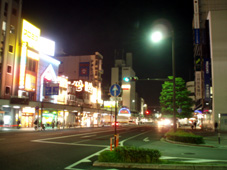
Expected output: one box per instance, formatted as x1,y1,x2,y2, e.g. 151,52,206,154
151,30,176,132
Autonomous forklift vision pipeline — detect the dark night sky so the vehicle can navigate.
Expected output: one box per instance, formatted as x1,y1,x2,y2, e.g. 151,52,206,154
22,0,194,106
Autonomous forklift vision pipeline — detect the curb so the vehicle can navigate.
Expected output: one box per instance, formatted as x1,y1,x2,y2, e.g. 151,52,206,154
162,137,215,148
93,161,227,170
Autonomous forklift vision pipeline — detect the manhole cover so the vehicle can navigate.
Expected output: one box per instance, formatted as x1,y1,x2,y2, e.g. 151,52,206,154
182,153,195,155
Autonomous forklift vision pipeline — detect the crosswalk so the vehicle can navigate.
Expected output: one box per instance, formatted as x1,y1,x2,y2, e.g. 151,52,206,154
160,156,227,163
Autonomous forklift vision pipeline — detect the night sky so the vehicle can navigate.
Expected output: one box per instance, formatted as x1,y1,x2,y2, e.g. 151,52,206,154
22,0,194,106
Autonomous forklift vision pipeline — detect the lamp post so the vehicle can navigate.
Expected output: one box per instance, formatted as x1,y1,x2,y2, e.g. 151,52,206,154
151,30,176,132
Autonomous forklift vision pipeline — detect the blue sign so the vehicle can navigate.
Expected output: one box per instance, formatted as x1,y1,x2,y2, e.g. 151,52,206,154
45,87,52,96
110,84,121,97
194,29,200,44
45,83,59,96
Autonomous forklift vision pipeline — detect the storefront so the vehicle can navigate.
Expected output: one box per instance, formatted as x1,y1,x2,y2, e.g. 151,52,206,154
21,107,35,128
41,110,58,127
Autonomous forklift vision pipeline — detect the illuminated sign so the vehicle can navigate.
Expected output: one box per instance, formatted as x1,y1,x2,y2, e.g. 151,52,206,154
57,76,68,88
72,80,93,93
40,64,58,101
39,37,55,56
122,84,130,90
118,108,131,117
45,83,59,96
22,107,35,113
85,81,93,93
74,80,84,92
27,50,39,61
21,19,40,50
25,74,36,91
104,101,115,108
19,43,27,88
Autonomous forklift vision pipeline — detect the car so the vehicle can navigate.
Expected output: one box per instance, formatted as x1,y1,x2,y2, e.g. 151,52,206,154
112,121,119,127
128,121,137,125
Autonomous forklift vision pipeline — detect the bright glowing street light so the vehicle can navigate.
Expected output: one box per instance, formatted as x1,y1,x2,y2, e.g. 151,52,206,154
151,31,163,43
151,29,176,132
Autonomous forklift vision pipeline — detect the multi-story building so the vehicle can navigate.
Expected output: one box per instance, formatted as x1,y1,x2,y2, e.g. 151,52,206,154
0,0,22,126
193,0,227,130
111,53,137,116
0,0,22,99
55,52,103,108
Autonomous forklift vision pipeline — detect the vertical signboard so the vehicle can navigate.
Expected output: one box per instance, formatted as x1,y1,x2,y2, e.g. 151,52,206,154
193,0,200,44
195,71,202,100
204,58,211,102
79,62,90,78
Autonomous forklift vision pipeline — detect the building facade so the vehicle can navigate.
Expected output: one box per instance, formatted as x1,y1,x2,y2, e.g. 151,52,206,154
193,0,227,130
111,53,136,113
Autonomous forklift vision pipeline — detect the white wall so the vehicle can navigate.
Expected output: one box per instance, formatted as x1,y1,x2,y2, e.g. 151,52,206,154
208,10,227,128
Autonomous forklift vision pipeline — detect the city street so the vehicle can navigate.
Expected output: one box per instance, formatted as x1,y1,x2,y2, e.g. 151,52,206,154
1,125,227,170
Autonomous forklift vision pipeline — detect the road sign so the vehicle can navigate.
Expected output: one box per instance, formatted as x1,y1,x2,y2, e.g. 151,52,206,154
110,84,121,97
177,108,182,114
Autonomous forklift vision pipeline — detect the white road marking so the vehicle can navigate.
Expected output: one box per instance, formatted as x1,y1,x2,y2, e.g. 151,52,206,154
65,147,109,170
80,134,96,138
160,156,227,163
31,139,108,147
143,137,150,142
120,130,151,146
32,129,114,141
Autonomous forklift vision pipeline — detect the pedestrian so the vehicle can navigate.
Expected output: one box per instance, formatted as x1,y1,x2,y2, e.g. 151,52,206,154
34,119,38,130
194,121,197,129
191,121,194,129
52,120,55,129
17,119,21,129
215,122,218,132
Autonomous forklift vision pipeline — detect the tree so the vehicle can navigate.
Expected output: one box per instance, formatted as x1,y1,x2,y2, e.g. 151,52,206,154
159,76,193,118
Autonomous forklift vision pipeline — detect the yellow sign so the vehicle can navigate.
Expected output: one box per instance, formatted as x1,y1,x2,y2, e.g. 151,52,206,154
25,74,36,91
21,19,40,50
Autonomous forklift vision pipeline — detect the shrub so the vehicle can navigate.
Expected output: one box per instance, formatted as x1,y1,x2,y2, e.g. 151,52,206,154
98,150,120,162
98,146,161,163
165,130,205,144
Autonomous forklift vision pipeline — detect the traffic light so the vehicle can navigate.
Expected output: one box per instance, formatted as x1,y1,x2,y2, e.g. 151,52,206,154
123,77,130,82
145,110,150,115
123,76,138,82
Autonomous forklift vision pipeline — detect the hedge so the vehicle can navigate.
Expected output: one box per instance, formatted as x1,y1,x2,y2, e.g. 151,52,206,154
165,130,205,144
98,146,161,163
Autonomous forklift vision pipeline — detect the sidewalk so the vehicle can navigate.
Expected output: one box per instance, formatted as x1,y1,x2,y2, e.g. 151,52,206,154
178,126,227,148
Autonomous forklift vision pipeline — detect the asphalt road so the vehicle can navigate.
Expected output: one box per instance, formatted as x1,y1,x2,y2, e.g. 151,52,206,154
1,125,227,170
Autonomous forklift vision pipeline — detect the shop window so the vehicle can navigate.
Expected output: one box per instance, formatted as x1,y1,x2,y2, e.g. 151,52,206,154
10,25,15,34
4,3,8,17
26,57,36,72
7,65,12,73
5,86,10,94
9,45,13,53
2,21,6,31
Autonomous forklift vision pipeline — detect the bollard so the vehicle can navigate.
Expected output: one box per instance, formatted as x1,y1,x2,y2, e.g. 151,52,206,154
116,134,119,147
110,137,113,151
218,132,221,144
